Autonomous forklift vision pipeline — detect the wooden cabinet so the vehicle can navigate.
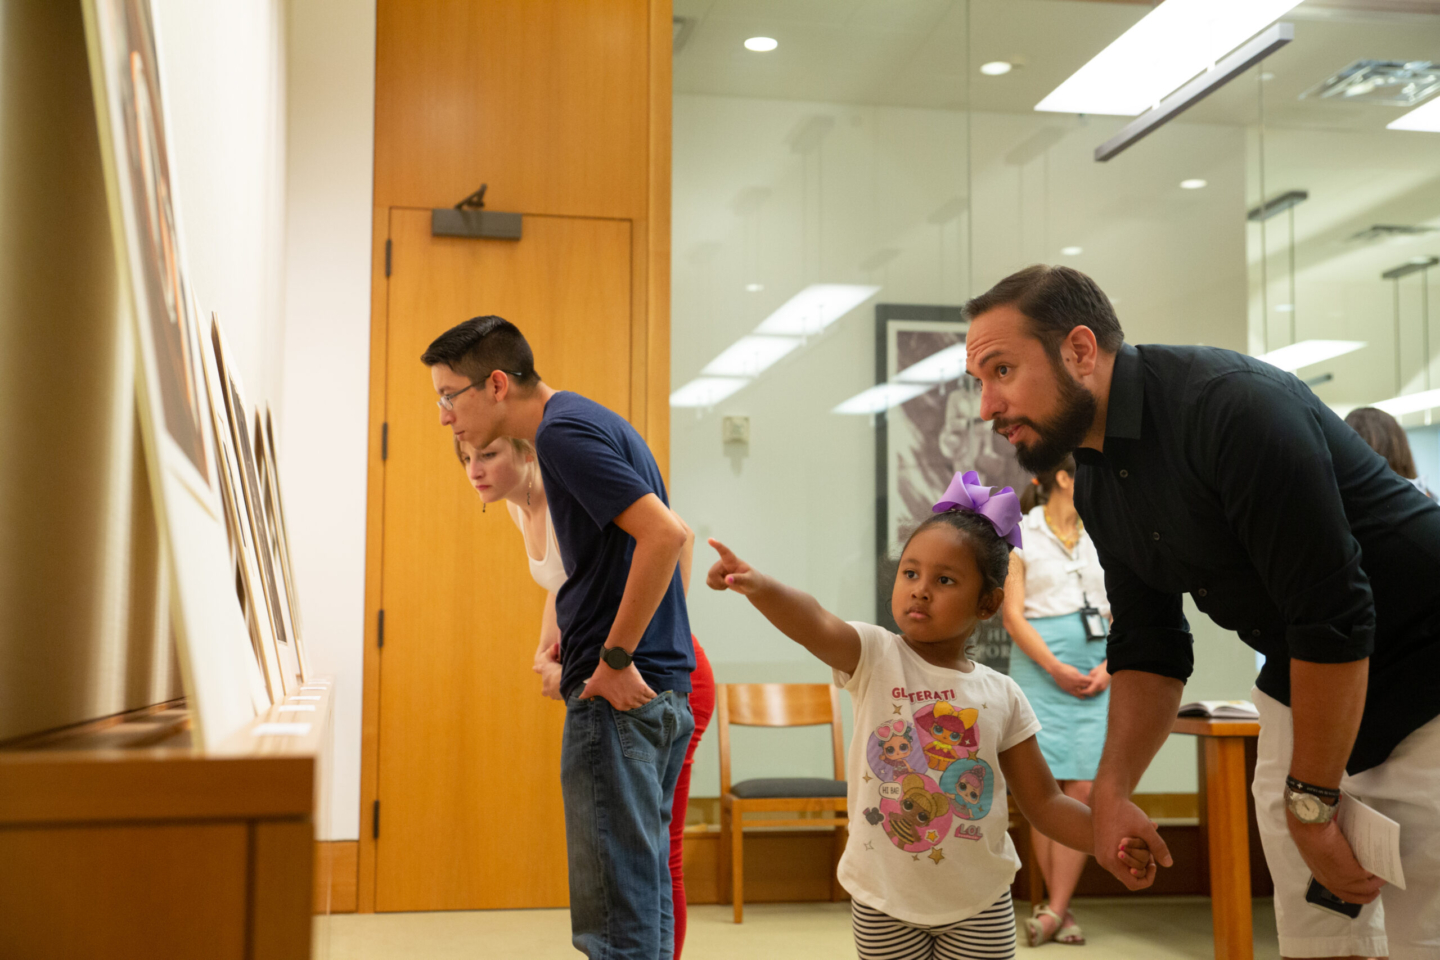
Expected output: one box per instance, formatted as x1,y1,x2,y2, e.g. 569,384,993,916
0,684,334,960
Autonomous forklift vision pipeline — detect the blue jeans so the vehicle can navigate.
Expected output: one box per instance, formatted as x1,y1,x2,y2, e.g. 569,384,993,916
562,690,695,960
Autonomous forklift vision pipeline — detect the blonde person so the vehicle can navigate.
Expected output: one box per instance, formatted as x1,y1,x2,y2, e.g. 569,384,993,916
455,435,717,959
1000,452,1110,947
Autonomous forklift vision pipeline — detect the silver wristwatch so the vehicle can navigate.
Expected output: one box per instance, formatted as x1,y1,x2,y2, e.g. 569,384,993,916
1284,783,1340,825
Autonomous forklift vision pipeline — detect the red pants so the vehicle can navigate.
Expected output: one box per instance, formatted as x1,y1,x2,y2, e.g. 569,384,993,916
671,639,714,959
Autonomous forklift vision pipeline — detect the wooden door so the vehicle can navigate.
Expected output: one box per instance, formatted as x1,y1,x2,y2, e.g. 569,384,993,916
375,208,632,911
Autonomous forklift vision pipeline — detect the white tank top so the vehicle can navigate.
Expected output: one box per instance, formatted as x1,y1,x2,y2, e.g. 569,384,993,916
506,501,567,593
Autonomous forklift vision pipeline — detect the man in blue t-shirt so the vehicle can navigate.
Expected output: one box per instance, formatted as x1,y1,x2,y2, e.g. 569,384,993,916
422,315,695,960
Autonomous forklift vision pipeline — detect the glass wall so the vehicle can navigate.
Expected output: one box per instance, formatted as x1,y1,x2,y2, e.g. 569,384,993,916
670,0,1440,800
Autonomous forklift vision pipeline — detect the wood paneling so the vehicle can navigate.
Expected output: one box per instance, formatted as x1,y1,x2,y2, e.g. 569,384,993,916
0,822,249,960
315,840,359,914
373,210,631,912
374,0,649,218
253,820,315,960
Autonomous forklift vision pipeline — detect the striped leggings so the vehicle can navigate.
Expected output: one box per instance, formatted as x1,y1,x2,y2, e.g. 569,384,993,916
851,892,1017,960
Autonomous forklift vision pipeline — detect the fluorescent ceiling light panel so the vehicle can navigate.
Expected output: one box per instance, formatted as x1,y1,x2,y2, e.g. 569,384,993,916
980,61,1013,76
755,284,881,336
670,377,749,408
1389,95,1440,132
894,345,968,385
1036,0,1304,116
744,36,777,52
833,383,931,416
1374,387,1440,416
1256,339,1366,372
701,335,803,378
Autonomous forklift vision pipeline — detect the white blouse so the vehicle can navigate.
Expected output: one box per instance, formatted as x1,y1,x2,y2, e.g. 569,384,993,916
1013,506,1110,620
506,501,567,593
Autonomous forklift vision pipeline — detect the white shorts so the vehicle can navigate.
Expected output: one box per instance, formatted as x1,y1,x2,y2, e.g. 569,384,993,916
1252,687,1440,959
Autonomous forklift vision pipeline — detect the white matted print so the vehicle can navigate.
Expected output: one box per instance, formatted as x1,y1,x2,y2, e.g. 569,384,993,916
875,306,1028,673
260,407,310,680
82,0,261,744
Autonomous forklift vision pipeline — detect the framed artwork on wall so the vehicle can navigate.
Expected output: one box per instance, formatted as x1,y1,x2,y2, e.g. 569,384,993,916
260,407,310,680
874,304,1031,674
82,0,261,744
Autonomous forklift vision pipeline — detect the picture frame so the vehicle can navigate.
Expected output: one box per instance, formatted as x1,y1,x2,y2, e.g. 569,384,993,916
81,0,261,744
200,315,286,702
210,320,304,695
873,304,1031,673
259,407,311,680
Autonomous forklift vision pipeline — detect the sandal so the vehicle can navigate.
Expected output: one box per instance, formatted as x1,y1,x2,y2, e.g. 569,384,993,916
1025,904,1062,947
1055,910,1085,946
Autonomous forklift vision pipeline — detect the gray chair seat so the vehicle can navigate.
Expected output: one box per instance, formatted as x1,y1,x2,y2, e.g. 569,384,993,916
730,777,847,800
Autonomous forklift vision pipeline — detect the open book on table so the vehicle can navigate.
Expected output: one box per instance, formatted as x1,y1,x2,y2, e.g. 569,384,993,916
1177,699,1259,720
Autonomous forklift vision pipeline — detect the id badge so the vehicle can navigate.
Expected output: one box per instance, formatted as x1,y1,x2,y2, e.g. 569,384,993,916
1080,605,1108,642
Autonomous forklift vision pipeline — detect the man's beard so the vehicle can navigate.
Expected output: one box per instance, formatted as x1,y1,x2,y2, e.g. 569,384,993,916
994,359,1097,474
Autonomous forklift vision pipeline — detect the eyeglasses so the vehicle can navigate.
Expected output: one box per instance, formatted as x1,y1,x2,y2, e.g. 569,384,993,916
436,372,526,412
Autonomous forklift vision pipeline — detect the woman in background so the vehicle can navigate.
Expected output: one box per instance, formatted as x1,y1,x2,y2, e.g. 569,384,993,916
457,437,715,958
1000,453,1110,947
1345,406,1434,498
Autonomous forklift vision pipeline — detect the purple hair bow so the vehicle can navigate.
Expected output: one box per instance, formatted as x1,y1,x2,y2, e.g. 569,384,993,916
932,470,1024,550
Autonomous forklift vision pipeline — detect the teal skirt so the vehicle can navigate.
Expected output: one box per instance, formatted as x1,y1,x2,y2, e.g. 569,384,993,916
1007,613,1109,782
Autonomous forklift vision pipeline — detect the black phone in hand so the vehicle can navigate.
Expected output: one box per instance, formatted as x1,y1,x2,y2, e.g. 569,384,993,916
1305,877,1363,919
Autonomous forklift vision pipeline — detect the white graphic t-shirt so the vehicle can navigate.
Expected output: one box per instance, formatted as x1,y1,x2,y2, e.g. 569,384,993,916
834,622,1042,925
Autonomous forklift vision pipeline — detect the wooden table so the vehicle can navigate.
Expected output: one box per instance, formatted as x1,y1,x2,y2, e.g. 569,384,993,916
1173,716,1263,960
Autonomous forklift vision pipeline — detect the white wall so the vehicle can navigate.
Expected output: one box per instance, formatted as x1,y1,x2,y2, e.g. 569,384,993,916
278,0,378,841
153,0,375,840
153,0,289,402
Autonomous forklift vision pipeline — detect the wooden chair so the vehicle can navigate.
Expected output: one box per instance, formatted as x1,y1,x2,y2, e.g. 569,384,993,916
716,683,848,923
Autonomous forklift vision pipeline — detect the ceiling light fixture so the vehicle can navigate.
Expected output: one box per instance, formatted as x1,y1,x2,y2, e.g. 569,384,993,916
1256,340,1366,372
833,383,931,416
1389,94,1440,133
1303,60,1440,107
1037,0,1303,116
701,335,803,378
1180,179,1208,190
1248,190,1308,222
1374,387,1440,417
745,283,764,292
670,377,750,409
894,345,968,385
744,36,778,52
980,61,1013,76
1061,246,1083,256
755,284,880,336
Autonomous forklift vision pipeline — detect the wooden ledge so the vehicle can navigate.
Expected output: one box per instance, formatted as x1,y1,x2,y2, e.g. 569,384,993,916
0,680,333,826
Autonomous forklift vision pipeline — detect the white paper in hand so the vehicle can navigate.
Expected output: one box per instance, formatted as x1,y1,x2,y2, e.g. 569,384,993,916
1337,792,1405,890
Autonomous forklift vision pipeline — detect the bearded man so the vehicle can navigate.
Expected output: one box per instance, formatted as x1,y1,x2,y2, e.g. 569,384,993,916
963,264,1440,960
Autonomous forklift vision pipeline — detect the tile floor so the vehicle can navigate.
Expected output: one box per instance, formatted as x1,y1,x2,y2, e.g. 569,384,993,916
316,896,1281,960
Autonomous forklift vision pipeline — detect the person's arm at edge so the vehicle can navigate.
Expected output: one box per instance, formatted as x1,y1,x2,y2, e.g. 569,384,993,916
1001,558,1090,697
706,539,861,674
533,590,562,700
673,510,695,598
603,493,687,656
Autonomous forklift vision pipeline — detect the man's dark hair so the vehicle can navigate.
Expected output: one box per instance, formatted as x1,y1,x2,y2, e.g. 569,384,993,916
964,264,1125,358
420,315,540,389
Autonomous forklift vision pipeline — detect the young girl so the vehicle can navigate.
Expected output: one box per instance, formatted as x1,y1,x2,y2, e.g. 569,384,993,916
707,471,1153,959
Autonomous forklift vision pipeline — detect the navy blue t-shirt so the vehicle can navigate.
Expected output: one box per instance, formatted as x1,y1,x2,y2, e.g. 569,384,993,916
535,392,694,699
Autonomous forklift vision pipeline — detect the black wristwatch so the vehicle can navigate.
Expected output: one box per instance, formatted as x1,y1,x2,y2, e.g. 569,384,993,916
600,646,633,670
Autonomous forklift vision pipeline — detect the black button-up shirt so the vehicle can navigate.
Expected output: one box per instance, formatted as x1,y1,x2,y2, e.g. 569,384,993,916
1074,343,1440,773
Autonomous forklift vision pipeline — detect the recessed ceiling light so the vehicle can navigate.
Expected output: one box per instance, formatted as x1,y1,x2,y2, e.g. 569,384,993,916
744,36,777,52
1275,303,1294,312
1260,72,1276,82
745,283,764,292
1180,179,1208,189
980,61,1013,76
1061,246,1083,256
